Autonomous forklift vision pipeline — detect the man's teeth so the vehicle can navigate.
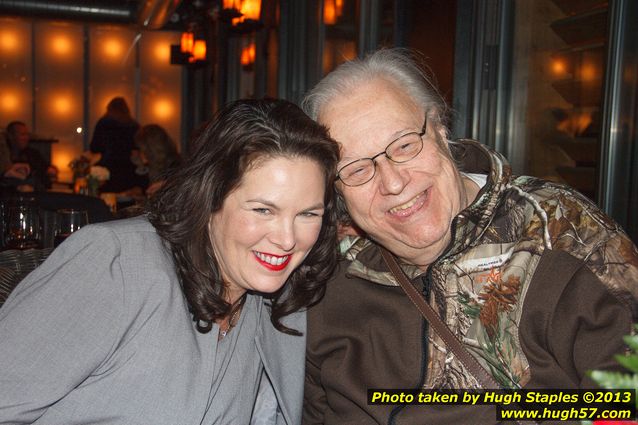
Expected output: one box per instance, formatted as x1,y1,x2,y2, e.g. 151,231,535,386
389,192,424,214
255,252,289,265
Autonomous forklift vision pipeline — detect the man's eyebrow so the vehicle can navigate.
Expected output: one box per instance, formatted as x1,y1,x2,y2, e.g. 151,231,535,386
339,127,419,162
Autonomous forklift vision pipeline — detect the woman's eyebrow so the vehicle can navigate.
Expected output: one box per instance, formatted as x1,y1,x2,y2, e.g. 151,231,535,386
247,198,277,208
301,203,325,211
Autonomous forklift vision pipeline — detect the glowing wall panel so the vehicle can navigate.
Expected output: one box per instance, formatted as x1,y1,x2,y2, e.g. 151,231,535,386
34,21,84,182
88,25,137,144
139,30,182,149
0,18,33,128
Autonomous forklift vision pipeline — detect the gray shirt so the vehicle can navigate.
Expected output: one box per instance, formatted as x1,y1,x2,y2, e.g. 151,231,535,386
206,295,262,424
0,217,305,425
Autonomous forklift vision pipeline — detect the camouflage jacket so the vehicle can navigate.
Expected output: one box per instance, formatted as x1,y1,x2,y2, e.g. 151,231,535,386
304,139,638,425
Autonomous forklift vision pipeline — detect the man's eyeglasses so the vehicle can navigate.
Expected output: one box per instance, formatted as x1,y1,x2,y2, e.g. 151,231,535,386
337,116,427,187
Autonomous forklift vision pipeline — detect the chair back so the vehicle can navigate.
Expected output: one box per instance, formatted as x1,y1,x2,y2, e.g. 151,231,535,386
0,247,53,307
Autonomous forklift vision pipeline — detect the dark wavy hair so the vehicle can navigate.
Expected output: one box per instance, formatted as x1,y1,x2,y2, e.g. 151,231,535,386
147,99,339,335
134,124,181,182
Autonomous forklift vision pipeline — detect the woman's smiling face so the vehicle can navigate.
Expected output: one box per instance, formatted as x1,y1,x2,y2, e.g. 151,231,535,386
209,155,326,302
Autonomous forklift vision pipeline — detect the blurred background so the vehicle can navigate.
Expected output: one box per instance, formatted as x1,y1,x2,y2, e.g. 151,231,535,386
0,0,636,241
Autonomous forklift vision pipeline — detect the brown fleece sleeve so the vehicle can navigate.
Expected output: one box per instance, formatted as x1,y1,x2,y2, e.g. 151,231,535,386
520,249,634,389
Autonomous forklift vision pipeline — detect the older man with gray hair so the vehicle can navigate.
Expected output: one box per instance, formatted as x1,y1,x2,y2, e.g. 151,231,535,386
301,48,638,424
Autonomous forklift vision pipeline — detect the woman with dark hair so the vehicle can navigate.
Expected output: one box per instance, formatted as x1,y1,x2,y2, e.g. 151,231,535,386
133,123,181,195
90,96,144,192
0,99,339,425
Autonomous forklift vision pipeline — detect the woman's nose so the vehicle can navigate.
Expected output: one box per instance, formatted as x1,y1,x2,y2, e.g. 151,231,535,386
268,219,296,251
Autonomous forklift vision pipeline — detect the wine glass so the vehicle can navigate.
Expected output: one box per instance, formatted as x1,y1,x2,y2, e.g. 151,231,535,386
54,209,88,248
5,204,42,250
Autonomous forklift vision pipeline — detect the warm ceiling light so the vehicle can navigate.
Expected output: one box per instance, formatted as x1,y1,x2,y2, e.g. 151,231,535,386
220,0,263,31
52,35,71,55
190,39,206,62
239,0,261,21
240,42,256,68
153,99,173,119
581,63,597,81
551,58,566,76
180,31,194,53
53,95,72,116
154,43,170,62
1,91,18,112
223,0,242,8
0,31,18,52
324,0,337,25
103,38,122,59
51,147,76,183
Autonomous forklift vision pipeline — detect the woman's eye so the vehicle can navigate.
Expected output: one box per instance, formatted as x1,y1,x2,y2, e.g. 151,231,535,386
253,208,271,215
300,211,323,218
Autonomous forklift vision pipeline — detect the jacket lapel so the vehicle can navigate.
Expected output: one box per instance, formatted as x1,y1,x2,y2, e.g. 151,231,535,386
255,304,306,425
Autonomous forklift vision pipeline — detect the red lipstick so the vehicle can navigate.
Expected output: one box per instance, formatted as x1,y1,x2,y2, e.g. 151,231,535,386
253,252,291,271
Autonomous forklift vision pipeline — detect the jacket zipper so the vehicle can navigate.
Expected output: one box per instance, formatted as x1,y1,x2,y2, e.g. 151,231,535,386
386,219,459,425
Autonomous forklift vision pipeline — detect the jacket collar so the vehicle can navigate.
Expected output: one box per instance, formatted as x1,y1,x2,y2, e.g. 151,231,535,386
345,139,511,284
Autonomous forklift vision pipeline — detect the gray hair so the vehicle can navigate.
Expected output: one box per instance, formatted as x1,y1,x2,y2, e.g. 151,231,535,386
301,48,449,135
302,48,457,226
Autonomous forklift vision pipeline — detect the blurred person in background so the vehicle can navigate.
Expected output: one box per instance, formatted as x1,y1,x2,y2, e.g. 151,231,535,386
90,97,145,193
132,124,181,196
4,121,57,191
0,132,30,190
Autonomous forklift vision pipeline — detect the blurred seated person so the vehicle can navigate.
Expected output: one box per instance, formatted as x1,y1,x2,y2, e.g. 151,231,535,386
90,97,144,193
4,121,57,191
0,163,32,194
132,124,181,196
0,137,30,180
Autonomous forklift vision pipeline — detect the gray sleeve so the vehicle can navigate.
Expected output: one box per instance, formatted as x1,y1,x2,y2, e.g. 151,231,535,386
0,225,125,423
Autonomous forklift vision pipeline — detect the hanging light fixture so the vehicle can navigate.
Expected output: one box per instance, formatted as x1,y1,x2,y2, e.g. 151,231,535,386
223,0,242,9
240,41,256,70
220,0,263,33
189,39,207,62
180,31,194,53
324,0,344,25
239,0,261,21
220,0,244,22
324,0,337,25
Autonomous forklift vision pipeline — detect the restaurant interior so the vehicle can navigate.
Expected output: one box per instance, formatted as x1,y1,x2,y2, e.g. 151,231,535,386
0,0,636,292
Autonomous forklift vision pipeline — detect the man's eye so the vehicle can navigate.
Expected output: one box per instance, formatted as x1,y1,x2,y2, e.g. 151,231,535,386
348,166,368,177
398,140,419,152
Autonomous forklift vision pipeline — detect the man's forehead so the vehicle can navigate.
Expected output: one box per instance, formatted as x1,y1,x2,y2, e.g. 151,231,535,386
321,97,423,158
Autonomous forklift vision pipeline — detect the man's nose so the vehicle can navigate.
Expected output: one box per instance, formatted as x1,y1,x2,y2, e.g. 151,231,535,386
375,158,407,196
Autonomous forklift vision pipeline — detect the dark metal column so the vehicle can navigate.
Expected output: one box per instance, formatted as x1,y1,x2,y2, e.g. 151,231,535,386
598,0,638,241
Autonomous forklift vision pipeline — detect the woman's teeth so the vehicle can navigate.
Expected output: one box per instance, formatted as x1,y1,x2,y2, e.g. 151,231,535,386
255,252,289,265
